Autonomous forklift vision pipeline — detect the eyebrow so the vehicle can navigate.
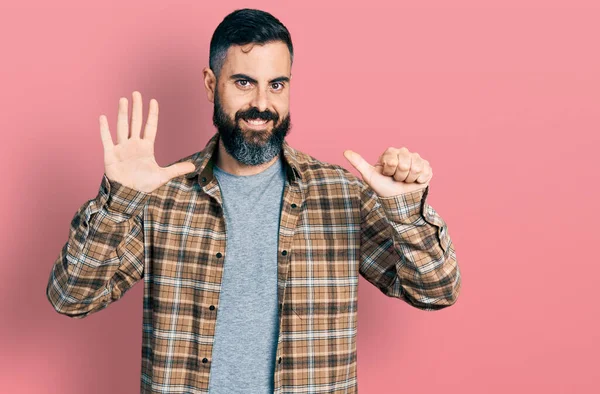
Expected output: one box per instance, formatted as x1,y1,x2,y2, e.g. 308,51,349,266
229,73,290,84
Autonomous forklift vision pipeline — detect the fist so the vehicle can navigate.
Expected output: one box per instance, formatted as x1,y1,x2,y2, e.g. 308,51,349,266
343,146,432,197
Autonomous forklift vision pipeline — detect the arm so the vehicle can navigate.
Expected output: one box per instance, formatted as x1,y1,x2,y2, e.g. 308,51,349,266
46,174,152,318
358,179,461,311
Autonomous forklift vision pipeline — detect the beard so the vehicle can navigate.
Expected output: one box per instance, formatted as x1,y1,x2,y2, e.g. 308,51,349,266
212,87,292,166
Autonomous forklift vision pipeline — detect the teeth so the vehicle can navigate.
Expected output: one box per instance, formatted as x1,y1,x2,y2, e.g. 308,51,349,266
246,118,268,125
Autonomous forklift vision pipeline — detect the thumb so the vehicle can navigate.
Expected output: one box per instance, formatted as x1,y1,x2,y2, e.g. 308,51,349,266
343,150,375,182
165,161,197,179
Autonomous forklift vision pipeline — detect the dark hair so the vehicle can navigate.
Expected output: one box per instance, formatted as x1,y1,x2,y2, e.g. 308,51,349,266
209,8,294,80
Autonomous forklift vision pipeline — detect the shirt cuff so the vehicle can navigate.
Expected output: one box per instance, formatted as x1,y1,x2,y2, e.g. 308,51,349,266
95,174,152,217
377,185,429,225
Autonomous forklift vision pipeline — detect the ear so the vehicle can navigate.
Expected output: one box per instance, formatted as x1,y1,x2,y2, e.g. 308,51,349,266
203,67,217,103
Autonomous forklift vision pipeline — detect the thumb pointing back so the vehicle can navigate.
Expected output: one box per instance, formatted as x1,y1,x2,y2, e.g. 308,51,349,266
343,150,374,181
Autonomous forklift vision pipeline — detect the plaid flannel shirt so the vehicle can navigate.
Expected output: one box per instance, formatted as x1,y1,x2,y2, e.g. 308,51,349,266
47,131,461,393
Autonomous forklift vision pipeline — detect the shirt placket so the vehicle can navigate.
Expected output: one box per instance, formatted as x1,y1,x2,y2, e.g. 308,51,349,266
273,171,305,392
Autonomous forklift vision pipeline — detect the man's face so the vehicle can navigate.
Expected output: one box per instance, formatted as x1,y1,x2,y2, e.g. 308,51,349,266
209,41,292,166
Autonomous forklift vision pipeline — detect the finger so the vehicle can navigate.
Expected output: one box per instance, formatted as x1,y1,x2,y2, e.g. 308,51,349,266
403,154,424,183
164,161,197,180
343,150,375,183
116,97,129,144
373,155,384,174
386,148,411,182
144,99,159,142
130,91,143,139
380,149,400,176
416,166,433,183
99,115,114,150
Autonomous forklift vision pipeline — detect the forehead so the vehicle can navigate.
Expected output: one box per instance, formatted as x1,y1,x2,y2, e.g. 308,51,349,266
220,41,291,79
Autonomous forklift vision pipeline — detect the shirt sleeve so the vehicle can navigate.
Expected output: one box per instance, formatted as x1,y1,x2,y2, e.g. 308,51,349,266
46,174,152,318
358,179,461,311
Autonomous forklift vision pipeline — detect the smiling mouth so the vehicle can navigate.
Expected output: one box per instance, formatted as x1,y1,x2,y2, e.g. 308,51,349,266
242,118,272,129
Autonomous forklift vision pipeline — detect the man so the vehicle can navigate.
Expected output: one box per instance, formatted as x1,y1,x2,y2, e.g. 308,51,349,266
46,8,461,394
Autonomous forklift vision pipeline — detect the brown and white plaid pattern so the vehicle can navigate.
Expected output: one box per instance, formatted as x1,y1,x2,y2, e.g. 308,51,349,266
47,131,461,393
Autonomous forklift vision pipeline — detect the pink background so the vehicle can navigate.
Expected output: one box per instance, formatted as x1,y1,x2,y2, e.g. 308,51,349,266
1,0,598,393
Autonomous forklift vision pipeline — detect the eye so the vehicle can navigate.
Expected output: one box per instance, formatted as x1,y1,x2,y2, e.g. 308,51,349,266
271,82,284,91
235,79,252,89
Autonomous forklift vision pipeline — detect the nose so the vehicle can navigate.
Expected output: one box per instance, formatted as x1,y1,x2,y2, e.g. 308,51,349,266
249,87,269,113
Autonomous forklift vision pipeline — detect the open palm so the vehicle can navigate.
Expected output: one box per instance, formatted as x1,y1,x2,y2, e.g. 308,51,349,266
99,91,196,193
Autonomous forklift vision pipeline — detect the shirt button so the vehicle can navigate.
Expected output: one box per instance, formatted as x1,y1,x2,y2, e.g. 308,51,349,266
281,250,287,256
291,203,297,208
202,358,208,363
202,177,207,183
278,357,282,364
209,305,215,310
216,252,222,258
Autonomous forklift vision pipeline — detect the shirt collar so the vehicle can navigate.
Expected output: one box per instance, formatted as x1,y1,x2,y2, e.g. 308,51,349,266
184,131,302,185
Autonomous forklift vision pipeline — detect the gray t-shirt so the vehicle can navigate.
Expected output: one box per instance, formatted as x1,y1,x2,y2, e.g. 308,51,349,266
207,155,286,393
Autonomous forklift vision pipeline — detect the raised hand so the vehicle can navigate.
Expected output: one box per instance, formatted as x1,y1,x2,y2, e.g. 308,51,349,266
99,91,196,193
343,147,432,198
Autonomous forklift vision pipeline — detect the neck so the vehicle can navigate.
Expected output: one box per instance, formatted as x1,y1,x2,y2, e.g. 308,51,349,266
215,139,280,176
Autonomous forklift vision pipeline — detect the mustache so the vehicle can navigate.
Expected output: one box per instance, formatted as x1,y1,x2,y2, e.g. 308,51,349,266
235,107,279,123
